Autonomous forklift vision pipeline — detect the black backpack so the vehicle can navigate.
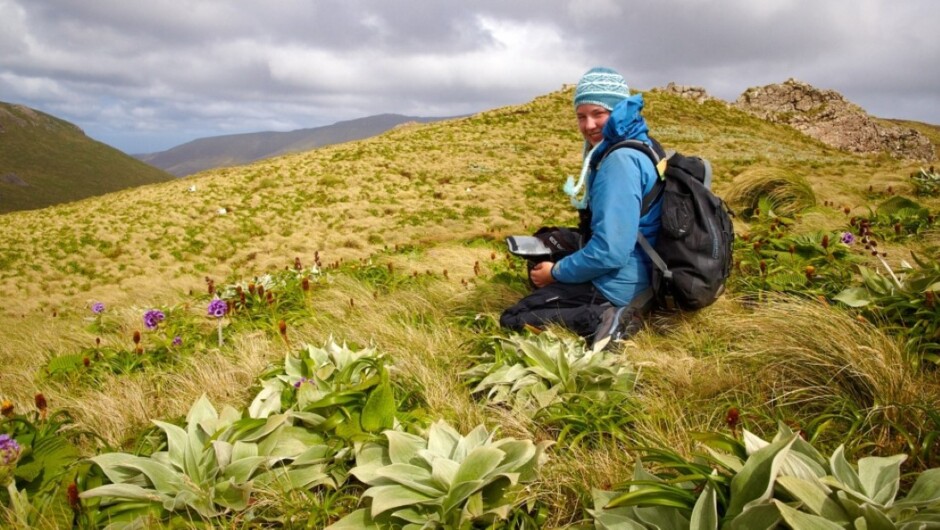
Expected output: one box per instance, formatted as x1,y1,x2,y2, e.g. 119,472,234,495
584,138,734,311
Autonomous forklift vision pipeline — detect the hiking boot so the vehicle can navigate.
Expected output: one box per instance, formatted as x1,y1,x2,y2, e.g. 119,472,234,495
591,304,643,352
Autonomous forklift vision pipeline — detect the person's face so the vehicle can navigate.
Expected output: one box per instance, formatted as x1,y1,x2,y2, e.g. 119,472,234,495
576,104,610,146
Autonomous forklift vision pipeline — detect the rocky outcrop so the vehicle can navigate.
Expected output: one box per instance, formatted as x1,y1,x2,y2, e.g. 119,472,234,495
734,78,935,161
653,82,723,105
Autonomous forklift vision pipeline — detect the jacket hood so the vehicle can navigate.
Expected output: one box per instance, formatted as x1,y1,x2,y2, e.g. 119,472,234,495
602,93,650,144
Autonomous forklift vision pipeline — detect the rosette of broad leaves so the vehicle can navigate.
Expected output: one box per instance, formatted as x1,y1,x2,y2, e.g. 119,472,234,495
590,423,940,529
834,251,940,362
249,338,399,440
80,395,342,527
328,419,550,529
461,331,637,410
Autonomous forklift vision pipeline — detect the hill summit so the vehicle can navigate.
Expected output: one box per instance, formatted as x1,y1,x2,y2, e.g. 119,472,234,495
0,102,174,214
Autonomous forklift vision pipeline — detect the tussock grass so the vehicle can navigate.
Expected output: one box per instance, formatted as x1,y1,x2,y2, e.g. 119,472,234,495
625,294,937,461
724,166,818,218
728,296,916,408
1,87,938,527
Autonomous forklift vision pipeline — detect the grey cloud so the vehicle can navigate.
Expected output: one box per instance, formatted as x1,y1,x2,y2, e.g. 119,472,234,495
1,0,937,154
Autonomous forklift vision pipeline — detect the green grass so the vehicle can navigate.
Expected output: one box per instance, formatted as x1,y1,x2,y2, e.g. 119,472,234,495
1,87,939,528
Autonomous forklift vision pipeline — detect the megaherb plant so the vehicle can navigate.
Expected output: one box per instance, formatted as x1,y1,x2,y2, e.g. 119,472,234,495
589,423,940,529
249,339,408,441
45,304,212,380
1,398,89,528
732,198,859,298
80,394,345,527
834,253,940,362
217,261,325,333
910,167,940,196
851,196,938,242
328,419,550,529
461,331,639,446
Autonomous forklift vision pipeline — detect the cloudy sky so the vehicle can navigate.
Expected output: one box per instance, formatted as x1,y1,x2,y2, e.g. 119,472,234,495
2,0,938,154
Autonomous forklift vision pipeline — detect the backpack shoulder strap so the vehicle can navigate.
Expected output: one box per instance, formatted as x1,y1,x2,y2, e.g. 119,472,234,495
591,138,667,174
590,138,668,216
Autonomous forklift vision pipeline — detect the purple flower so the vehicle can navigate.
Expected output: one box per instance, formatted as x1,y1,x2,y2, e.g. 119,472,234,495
293,377,308,388
172,336,182,346
143,309,165,330
0,434,21,465
91,302,105,314
207,298,228,318
841,232,856,245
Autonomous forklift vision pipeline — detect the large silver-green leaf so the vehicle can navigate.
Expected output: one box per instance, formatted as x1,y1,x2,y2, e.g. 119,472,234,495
363,484,437,517
213,478,251,512
89,454,184,495
774,499,845,530
690,479,718,530
186,394,220,436
453,424,493,462
491,439,539,477
896,468,940,508
220,455,271,484
725,503,782,530
442,479,485,514
360,382,396,432
350,442,394,484
426,419,461,459
87,453,150,487
375,463,446,497
593,511,650,530
777,475,850,523
858,453,906,506
833,287,873,307
829,445,866,495
248,381,284,418
237,412,290,443
453,447,504,485
634,504,690,529
386,430,426,465
151,420,188,470
430,457,460,491
748,429,827,481
725,433,798,519
255,463,333,490
79,483,167,503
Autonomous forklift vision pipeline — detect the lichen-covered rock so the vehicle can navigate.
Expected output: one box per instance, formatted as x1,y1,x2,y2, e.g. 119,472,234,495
734,78,934,161
653,82,722,105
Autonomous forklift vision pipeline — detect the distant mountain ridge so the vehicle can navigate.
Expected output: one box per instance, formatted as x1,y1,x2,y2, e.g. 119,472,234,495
135,113,450,176
0,101,174,214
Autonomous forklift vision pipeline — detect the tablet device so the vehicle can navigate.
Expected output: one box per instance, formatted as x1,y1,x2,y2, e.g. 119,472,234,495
505,235,552,257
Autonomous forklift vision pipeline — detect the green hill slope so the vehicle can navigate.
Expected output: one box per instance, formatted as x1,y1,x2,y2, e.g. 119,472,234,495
136,113,449,176
1,87,940,528
0,102,175,214
0,88,934,313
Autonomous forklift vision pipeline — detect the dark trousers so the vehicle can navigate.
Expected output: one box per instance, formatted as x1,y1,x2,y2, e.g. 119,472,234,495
499,282,610,338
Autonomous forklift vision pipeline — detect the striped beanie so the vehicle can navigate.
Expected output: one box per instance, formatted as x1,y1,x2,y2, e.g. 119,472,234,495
573,67,630,111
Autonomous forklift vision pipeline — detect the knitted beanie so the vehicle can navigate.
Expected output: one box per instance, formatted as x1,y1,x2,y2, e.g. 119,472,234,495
573,67,630,111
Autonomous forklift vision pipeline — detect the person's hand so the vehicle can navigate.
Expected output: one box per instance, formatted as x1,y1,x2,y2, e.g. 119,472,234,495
530,261,556,289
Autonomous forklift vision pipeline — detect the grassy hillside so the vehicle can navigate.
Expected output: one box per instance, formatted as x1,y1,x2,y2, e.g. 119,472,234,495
136,113,447,176
0,102,174,214
1,88,939,528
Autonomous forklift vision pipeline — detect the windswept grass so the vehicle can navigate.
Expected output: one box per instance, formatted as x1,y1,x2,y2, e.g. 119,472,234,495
2,87,939,528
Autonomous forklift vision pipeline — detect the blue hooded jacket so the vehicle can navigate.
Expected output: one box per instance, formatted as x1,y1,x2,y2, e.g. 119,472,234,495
551,94,662,306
